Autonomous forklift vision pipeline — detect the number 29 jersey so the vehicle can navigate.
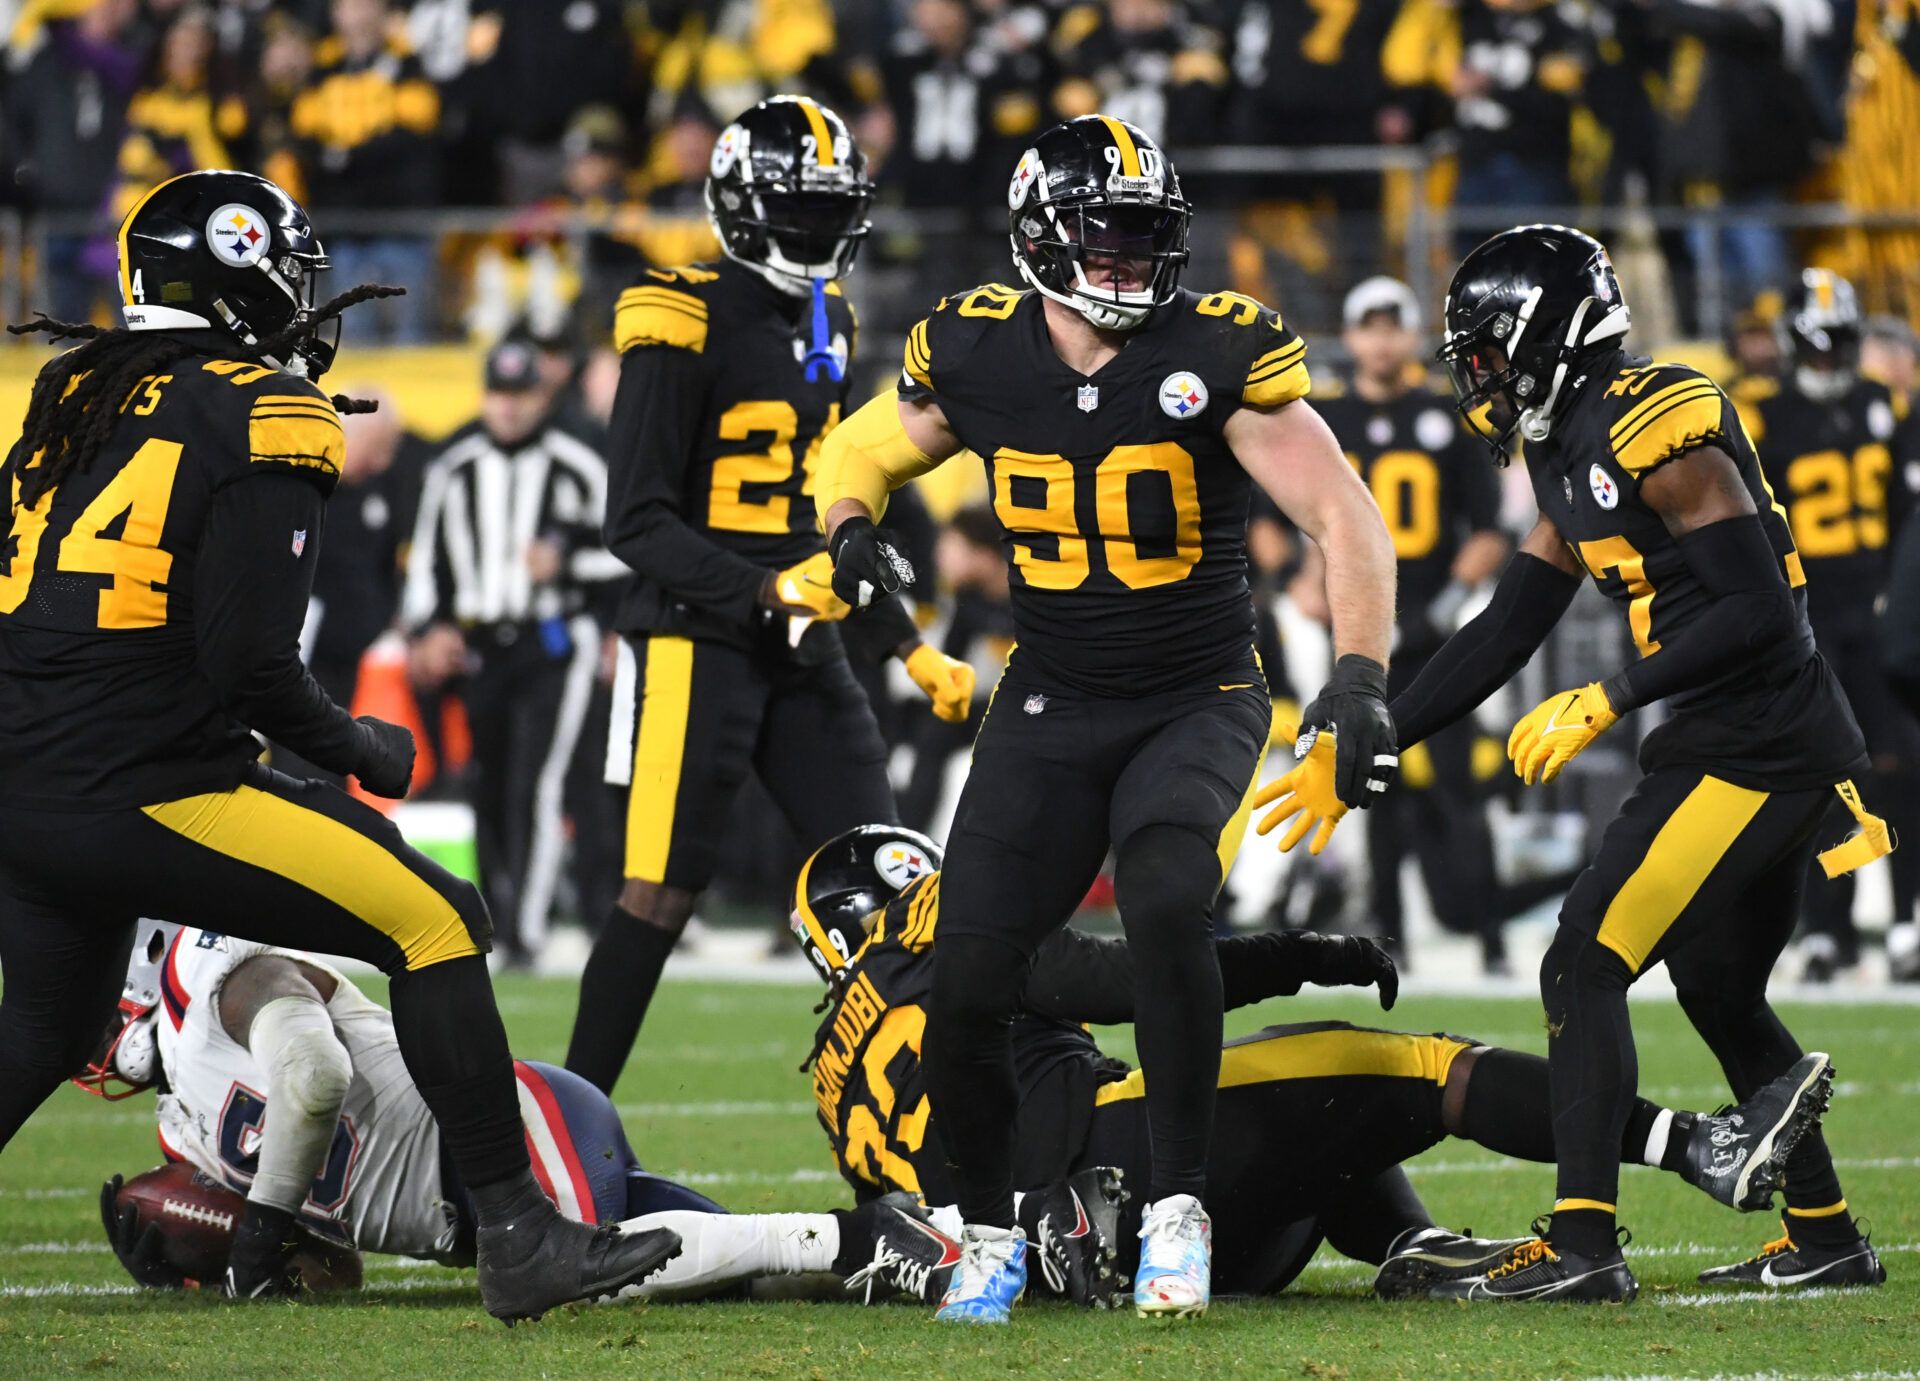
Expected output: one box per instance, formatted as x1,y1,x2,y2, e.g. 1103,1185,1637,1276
897,284,1312,695
1526,350,1866,790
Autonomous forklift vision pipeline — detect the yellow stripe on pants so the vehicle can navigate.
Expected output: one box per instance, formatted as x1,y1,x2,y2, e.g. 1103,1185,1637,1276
1095,1026,1470,1105
142,785,476,971
1595,775,1768,973
624,635,695,884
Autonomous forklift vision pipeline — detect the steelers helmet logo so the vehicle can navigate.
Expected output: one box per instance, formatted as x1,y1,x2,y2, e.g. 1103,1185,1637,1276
1159,372,1208,419
1008,148,1043,210
1589,463,1619,510
873,840,933,891
206,204,270,267
710,124,747,179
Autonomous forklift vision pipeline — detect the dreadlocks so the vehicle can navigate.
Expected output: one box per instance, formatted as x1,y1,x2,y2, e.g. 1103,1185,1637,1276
6,283,403,508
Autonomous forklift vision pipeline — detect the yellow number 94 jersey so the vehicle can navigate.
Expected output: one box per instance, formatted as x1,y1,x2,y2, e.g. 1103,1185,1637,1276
898,284,1310,695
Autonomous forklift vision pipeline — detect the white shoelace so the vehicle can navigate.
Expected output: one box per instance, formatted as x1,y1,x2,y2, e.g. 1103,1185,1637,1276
945,1231,1015,1302
842,1239,932,1304
1036,1214,1070,1294
1140,1203,1205,1271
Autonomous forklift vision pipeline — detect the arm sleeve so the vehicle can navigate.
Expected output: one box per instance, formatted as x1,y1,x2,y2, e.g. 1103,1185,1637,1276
1018,928,1325,1024
602,345,770,624
1389,550,1583,747
1600,512,1802,713
814,386,945,526
195,472,364,775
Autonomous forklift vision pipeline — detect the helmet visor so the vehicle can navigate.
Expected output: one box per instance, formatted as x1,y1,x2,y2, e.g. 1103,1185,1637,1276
1438,329,1520,459
760,191,872,274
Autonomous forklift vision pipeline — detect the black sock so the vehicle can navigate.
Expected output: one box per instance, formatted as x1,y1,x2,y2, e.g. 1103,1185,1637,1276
1550,1206,1617,1258
1115,825,1224,1204
1620,1101,1697,1174
924,932,1028,1229
388,955,528,1191
1785,1196,1860,1248
564,905,679,1094
1542,925,1636,1257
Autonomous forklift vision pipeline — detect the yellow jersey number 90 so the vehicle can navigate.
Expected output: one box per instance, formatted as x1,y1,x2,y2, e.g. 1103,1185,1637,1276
992,444,1202,591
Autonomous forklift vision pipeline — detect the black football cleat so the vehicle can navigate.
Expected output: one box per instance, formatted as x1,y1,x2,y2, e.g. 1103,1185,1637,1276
1372,1227,1536,1300
475,1195,682,1323
1423,1223,1638,1303
1022,1166,1130,1308
1680,1052,1834,1212
1698,1226,1887,1289
839,1193,962,1304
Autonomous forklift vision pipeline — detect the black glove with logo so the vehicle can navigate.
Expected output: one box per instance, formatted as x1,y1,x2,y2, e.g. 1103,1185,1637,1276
1299,654,1398,808
100,1176,190,1290
351,715,415,799
827,516,915,610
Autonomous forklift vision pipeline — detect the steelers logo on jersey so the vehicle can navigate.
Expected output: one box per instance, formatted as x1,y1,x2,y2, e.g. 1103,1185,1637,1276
873,840,935,891
1160,371,1209,419
206,204,270,267
1589,463,1620,510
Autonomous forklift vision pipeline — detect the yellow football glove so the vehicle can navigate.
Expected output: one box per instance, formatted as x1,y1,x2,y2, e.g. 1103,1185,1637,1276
905,643,976,723
1507,682,1618,786
772,551,851,622
1252,721,1349,856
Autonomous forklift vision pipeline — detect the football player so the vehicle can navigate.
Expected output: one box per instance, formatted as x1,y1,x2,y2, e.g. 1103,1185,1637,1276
1735,271,1920,981
1314,275,1512,973
0,169,678,1321
565,96,975,1097
816,114,1400,1321
81,919,1122,1306
793,825,1835,1306
1261,226,1891,1299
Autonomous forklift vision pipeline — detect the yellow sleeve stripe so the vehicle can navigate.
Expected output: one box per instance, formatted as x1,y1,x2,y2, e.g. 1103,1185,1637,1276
617,286,709,319
900,872,940,952
903,320,933,387
251,394,340,419
249,414,344,476
614,287,710,353
1243,360,1312,408
1611,382,1721,452
1248,341,1307,382
1613,391,1727,476
1607,376,1714,444
1100,115,1141,177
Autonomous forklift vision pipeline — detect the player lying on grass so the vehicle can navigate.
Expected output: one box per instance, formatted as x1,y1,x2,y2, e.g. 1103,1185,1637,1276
78,920,1121,1303
795,825,1837,1307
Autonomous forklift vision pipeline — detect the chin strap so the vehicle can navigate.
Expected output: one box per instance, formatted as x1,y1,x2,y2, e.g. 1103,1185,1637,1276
802,276,844,382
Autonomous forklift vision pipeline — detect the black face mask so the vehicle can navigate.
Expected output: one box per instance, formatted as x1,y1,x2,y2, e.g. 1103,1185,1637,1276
761,191,872,270
1438,328,1524,462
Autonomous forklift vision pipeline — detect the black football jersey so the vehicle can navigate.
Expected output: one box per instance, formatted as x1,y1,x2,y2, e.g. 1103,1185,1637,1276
1736,375,1914,636
1314,381,1500,645
1527,350,1865,790
0,355,344,807
610,258,854,572
897,283,1311,695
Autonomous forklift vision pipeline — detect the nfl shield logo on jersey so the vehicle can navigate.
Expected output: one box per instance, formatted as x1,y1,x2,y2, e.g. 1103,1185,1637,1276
291,529,307,556
1024,693,1048,715
1589,464,1619,510
1077,384,1100,413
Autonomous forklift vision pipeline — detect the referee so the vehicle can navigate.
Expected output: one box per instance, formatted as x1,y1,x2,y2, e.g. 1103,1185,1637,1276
403,339,626,959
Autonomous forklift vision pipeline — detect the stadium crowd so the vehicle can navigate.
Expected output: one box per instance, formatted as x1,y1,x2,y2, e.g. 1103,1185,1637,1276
5,0,1920,984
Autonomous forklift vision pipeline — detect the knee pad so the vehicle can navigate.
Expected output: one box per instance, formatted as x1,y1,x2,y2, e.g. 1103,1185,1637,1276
1113,825,1220,931
252,996,352,1120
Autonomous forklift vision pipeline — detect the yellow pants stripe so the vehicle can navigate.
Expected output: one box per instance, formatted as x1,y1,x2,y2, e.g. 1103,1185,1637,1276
1216,717,1271,883
142,786,476,971
1554,1198,1616,1214
1595,775,1768,973
1095,1027,1469,1106
1786,1199,1849,1218
624,636,695,884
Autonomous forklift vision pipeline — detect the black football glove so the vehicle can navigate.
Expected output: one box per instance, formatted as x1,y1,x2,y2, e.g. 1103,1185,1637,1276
223,1202,304,1300
351,715,415,799
100,1175,190,1290
827,516,914,610
1299,654,1398,809
1290,933,1399,1010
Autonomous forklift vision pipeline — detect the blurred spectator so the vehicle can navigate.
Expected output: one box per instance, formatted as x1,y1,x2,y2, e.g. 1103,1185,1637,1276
238,12,318,198
640,0,839,154
1726,288,1787,390
463,0,638,204
1863,313,1920,404
289,0,441,341
112,7,243,221
6,0,143,323
1051,0,1228,145
403,339,627,959
1448,0,1588,233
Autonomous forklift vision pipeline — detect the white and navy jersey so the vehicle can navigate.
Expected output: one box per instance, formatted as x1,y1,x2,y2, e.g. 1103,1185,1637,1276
401,420,626,631
150,929,615,1260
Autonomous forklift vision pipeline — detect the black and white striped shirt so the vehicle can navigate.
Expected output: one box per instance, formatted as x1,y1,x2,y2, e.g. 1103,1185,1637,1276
403,420,626,630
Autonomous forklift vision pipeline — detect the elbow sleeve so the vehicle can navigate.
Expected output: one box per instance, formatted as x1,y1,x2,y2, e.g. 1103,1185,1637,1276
246,995,351,1212
815,389,939,530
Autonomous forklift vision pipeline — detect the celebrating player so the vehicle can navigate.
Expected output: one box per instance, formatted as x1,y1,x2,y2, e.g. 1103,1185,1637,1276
793,825,1835,1304
1736,270,1920,982
816,114,1399,1322
1261,225,1890,1299
0,170,678,1321
566,96,974,1096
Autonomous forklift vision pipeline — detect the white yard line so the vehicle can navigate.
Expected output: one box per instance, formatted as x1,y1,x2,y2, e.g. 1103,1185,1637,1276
614,1101,814,1119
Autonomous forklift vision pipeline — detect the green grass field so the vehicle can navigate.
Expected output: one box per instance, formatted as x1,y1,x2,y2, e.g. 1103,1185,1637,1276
2,975,1915,1379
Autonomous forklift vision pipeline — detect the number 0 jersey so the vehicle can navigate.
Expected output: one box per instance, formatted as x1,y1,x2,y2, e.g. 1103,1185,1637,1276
0,355,343,808
897,284,1311,695
1527,350,1866,790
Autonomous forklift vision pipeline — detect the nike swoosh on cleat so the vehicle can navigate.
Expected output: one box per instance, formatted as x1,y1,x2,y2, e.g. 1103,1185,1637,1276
903,1217,963,1268
1064,1190,1091,1240
1758,1254,1862,1287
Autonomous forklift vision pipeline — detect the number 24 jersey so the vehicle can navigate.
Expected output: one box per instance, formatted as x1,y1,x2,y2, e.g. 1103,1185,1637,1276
897,284,1311,695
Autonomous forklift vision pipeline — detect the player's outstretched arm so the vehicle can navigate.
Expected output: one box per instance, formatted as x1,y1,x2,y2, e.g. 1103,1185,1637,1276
216,955,351,1298
1229,400,1398,807
818,390,960,608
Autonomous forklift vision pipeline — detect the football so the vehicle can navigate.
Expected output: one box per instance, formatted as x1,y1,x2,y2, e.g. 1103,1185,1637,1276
114,1163,364,1291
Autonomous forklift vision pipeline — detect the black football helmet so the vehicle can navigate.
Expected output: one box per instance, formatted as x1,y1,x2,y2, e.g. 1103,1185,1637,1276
790,825,942,982
72,919,179,1100
1007,115,1191,331
1437,224,1631,464
1786,268,1861,401
117,170,337,377
706,95,873,295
